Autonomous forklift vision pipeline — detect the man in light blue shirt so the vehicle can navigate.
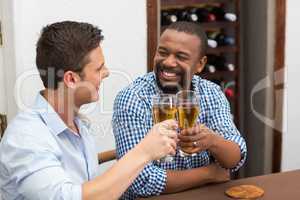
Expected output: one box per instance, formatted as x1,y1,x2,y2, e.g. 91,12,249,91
0,94,97,199
0,21,178,200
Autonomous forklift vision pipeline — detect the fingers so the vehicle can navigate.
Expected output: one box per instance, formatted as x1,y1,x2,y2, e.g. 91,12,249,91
179,141,204,152
178,141,195,148
180,123,207,136
168,140,177,156
178,134,201,142
160,119,178,130
163,137,177,156
160,129,178,139
168,137,177,150
188,147,203,154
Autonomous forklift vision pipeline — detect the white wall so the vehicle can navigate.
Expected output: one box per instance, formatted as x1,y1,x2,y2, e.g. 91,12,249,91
1,0,148,173
0,1,7,115
281,1,300,171
0,48,7,115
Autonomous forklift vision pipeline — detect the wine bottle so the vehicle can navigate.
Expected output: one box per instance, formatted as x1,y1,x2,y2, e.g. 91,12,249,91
179,7,198,22
207,55,236,72
196,7,216,22
204,64,216,73
161,9,178,26
207,31,235,46
224,87,234,98
207,39,218,48
224,81,235,98
215,33,235,46
210,6,237,22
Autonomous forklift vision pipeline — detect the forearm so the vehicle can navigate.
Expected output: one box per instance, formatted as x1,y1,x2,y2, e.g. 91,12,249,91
163,166,214,194
209,135,241,168
82,144,150,200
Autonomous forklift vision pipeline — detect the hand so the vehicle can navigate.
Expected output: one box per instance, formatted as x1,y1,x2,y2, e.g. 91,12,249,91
139,119,178,161
178,123,222,154
207,163,230,183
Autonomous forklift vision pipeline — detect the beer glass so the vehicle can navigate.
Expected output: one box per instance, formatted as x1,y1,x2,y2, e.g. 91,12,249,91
152,94,177,162
176,90,200,156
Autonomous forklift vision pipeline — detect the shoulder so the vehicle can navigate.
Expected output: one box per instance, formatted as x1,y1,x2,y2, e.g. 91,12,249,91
4,111,48,137
194,76,228,108
0,110,57,155
195,76,224,97
195,76,222,93
114,72,155,111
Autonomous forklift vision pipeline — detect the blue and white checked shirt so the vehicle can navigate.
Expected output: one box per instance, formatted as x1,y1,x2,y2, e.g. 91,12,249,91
0,94,99,200
113,72,247,199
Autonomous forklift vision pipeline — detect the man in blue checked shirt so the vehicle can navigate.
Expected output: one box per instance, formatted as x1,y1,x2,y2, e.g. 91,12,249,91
113,21,247,199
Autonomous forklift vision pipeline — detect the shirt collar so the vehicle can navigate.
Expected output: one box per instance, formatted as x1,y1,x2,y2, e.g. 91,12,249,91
152,72,201,95
33,92,68,136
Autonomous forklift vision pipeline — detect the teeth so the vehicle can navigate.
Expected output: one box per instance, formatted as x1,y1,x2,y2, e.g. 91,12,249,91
163,71,177,77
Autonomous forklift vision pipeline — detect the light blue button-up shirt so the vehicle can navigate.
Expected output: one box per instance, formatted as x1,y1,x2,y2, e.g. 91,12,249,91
0,94,99,200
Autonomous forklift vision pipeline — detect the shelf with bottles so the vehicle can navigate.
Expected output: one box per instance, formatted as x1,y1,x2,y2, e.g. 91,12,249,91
161,2,238,25
160,4,239,54
199,53,237,77
161,0,236,8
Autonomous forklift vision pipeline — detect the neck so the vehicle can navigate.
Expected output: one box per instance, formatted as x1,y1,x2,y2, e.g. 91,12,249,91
42,88,79,133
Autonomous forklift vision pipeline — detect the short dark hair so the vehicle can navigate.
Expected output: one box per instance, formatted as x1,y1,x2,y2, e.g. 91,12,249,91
162,21,207,57
36,21,104,89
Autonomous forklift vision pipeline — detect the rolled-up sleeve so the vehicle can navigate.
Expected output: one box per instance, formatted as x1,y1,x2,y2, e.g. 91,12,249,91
207,86,247,171
0,134,82,200
113,91,167,197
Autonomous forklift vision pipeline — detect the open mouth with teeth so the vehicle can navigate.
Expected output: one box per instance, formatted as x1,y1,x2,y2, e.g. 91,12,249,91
159,69,181,82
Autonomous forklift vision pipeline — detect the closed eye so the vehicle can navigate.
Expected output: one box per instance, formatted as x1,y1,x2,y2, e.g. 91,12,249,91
176,55,188,61
97,63,105,71
158,50,168,57
176,54,189,61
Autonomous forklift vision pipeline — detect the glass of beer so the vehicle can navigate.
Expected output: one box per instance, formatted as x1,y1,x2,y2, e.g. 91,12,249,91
152,94,177,162
176,90,200,156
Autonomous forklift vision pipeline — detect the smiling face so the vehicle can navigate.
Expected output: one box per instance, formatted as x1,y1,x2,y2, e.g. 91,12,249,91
73,46,109,107
154,29,207,93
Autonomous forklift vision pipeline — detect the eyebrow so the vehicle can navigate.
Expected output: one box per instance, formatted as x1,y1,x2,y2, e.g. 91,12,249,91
158,46,190,57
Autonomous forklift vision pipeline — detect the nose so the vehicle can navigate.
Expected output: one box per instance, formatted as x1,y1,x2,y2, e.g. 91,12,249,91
162,54,177,67
101,66,110,79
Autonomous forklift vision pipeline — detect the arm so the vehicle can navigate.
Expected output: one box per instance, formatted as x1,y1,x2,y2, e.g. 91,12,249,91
208,86,247,170
83,143,150,200
164,163,229,194
209,133,242,168
83,120,177,200
179,126,242,169
178,85,247,170
112,92,169,197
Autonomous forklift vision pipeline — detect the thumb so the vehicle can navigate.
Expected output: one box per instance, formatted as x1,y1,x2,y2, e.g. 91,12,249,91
160,119,178,130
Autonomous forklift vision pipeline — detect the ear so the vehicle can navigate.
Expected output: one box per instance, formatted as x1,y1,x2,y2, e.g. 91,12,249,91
195,56,207,74
63,71,81,88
